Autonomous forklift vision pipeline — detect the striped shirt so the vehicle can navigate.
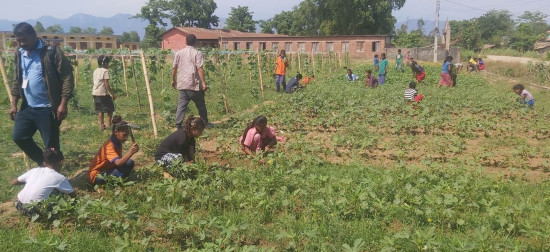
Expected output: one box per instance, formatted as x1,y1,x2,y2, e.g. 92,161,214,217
404,88,418,101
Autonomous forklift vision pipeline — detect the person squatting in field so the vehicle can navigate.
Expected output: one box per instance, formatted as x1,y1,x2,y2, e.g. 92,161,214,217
365,70,378,88
10,22,74,167
345,68,359,81
410,58,425,84
513,84,535,108
155,116,206,178
285,73,303,93
404,81,424,104
12,148,75,217
88,116,139,185
240,116,277,155
92,55,116,130
439,56,454,87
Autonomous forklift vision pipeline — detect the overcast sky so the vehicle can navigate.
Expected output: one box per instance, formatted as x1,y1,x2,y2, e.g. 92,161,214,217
0,0,548,22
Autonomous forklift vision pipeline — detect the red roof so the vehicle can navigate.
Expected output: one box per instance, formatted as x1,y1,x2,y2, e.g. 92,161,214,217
165,27,287,40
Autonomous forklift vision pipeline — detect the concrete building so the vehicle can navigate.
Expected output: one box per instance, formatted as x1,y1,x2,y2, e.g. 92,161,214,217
161,27,391,59
1,31,139,50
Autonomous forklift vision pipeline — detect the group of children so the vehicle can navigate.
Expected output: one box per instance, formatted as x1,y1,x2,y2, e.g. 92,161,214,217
467,56,485,72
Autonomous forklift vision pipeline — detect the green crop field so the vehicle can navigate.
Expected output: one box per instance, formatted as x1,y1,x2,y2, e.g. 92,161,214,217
1,50,550,251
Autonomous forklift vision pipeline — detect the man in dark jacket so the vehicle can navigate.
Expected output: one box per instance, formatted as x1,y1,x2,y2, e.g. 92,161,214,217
9,22,74,166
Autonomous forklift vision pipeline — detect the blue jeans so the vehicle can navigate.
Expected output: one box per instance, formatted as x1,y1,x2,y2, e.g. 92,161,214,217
94,159,135,185
12,106,61,166
378,74,386,85
275,75,286,92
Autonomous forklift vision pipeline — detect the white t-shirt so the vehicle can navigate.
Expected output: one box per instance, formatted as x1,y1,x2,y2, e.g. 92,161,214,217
92,68,110,96
521,90,534,101
17,167,74,204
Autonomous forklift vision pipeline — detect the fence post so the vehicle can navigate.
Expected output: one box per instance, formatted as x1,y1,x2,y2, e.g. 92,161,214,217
139,51,158,138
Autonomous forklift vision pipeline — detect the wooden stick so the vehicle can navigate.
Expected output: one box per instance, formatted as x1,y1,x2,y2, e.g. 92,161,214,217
139,51,158,137
130,56,142,112
311,50,316,77
216,53,229,113
298,52,302,74
74,55,79,88
338,52,342,68
0,53,13,104
256,49,265,98
328,52,332,75
120,46,129,96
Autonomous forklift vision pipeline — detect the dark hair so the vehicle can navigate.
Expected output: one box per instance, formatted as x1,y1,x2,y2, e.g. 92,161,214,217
374,54,378,58
398,49,401,53
186,34,197,46
183,115,206,136
111,115,129,133
241,116,268,144
43,148,64,166
381,53,386,58
347,69,352,73
409,81,416,89
280,50,285,54
366,70,372,74
445,56,453,62
97,55,111,68
13,22,37,37
296,73,303,80
468,56,472,59
513,84,524,91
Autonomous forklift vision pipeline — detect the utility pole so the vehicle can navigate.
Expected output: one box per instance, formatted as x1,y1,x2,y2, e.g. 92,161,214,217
434,0,440,62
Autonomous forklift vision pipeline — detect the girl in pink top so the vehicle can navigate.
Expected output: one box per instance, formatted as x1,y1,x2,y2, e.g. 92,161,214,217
513,84,535,107
240,116,277,155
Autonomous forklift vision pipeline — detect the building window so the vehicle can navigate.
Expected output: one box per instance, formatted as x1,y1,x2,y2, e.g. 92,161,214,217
298,42,306,52
81,37,86,39
68,42,76,49
80,42,87,50
285,42,292,52
372,41,380,52
246,42,253,50
96,37,101,40
132,45,137,50
341,42,349,52
70,37,75,39
42,36,48,39
356,41,365,52
259,42,266,51
95,42,103,49
272,42,279,52
107,38,111,40
222,42,228,50
54,36,59,39
234,42,240,50
326,42,334,52
105,43,112,48
312,42,320,53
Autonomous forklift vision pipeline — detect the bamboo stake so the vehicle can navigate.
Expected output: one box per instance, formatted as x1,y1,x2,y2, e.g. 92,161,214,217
298,52,302,74
216,53,229,113
139,51,157,137
338,52,342,68
0,53,13,103
74,55,79,88
311,50,316,77
130,56,143,112
256,49,265,98
119,46,129,96
321,53,325,76
328,52,332,75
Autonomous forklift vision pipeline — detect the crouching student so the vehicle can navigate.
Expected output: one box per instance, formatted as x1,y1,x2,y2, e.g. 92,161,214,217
345,69,359,82
404,81,423,104
240,116,277,155
365,70,378,88
301,74,315,86
285,74,303,93
89,116,139,185
12,148,75,216
410,58,426,83
155,116,206,178
513,84,535,108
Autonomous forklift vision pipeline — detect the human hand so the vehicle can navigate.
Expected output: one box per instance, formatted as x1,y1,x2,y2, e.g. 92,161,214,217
9,105,17,120
56,103,68,121
130,142,139,154
111,94,116,101
202,84,209,91
171,81,177,89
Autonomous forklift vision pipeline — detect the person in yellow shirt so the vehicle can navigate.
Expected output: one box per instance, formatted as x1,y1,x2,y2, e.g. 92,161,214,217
274,50,289,92
468,56,477,72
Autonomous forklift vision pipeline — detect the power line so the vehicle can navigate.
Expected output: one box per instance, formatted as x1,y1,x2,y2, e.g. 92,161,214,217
444,0,489,13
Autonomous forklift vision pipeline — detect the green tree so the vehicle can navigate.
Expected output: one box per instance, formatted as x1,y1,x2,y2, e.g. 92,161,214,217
34,21,45,32
134,0,169,48
509,23,538,51
167,0,219,28
272,11,294,35
517,11,549,38
46,24,64,33
416,18,425,33
476,10,514,45
69,26,82,34
99,26,115,35
82,27,98,35
258,20,274,34
450,19,482,50
119,31,141,42
225,6,256,32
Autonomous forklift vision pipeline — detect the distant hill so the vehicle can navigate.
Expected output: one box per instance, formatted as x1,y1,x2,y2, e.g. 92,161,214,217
0,14,148,39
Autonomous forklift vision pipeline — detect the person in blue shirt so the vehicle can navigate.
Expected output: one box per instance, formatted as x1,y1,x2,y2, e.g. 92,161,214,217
10,22,74,166
285,74,303,93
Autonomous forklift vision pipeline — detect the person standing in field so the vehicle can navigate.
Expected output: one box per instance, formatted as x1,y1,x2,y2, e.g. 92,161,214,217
439,56,454,87
373,54,380,73
92,55,116,130
171,34,209,129
405,51,411,66
274,50,289,92
9,22,74,167
395,49,404,72
378,53,388,84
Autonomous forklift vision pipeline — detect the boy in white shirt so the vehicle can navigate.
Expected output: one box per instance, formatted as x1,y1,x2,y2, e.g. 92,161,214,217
12,148,75,216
